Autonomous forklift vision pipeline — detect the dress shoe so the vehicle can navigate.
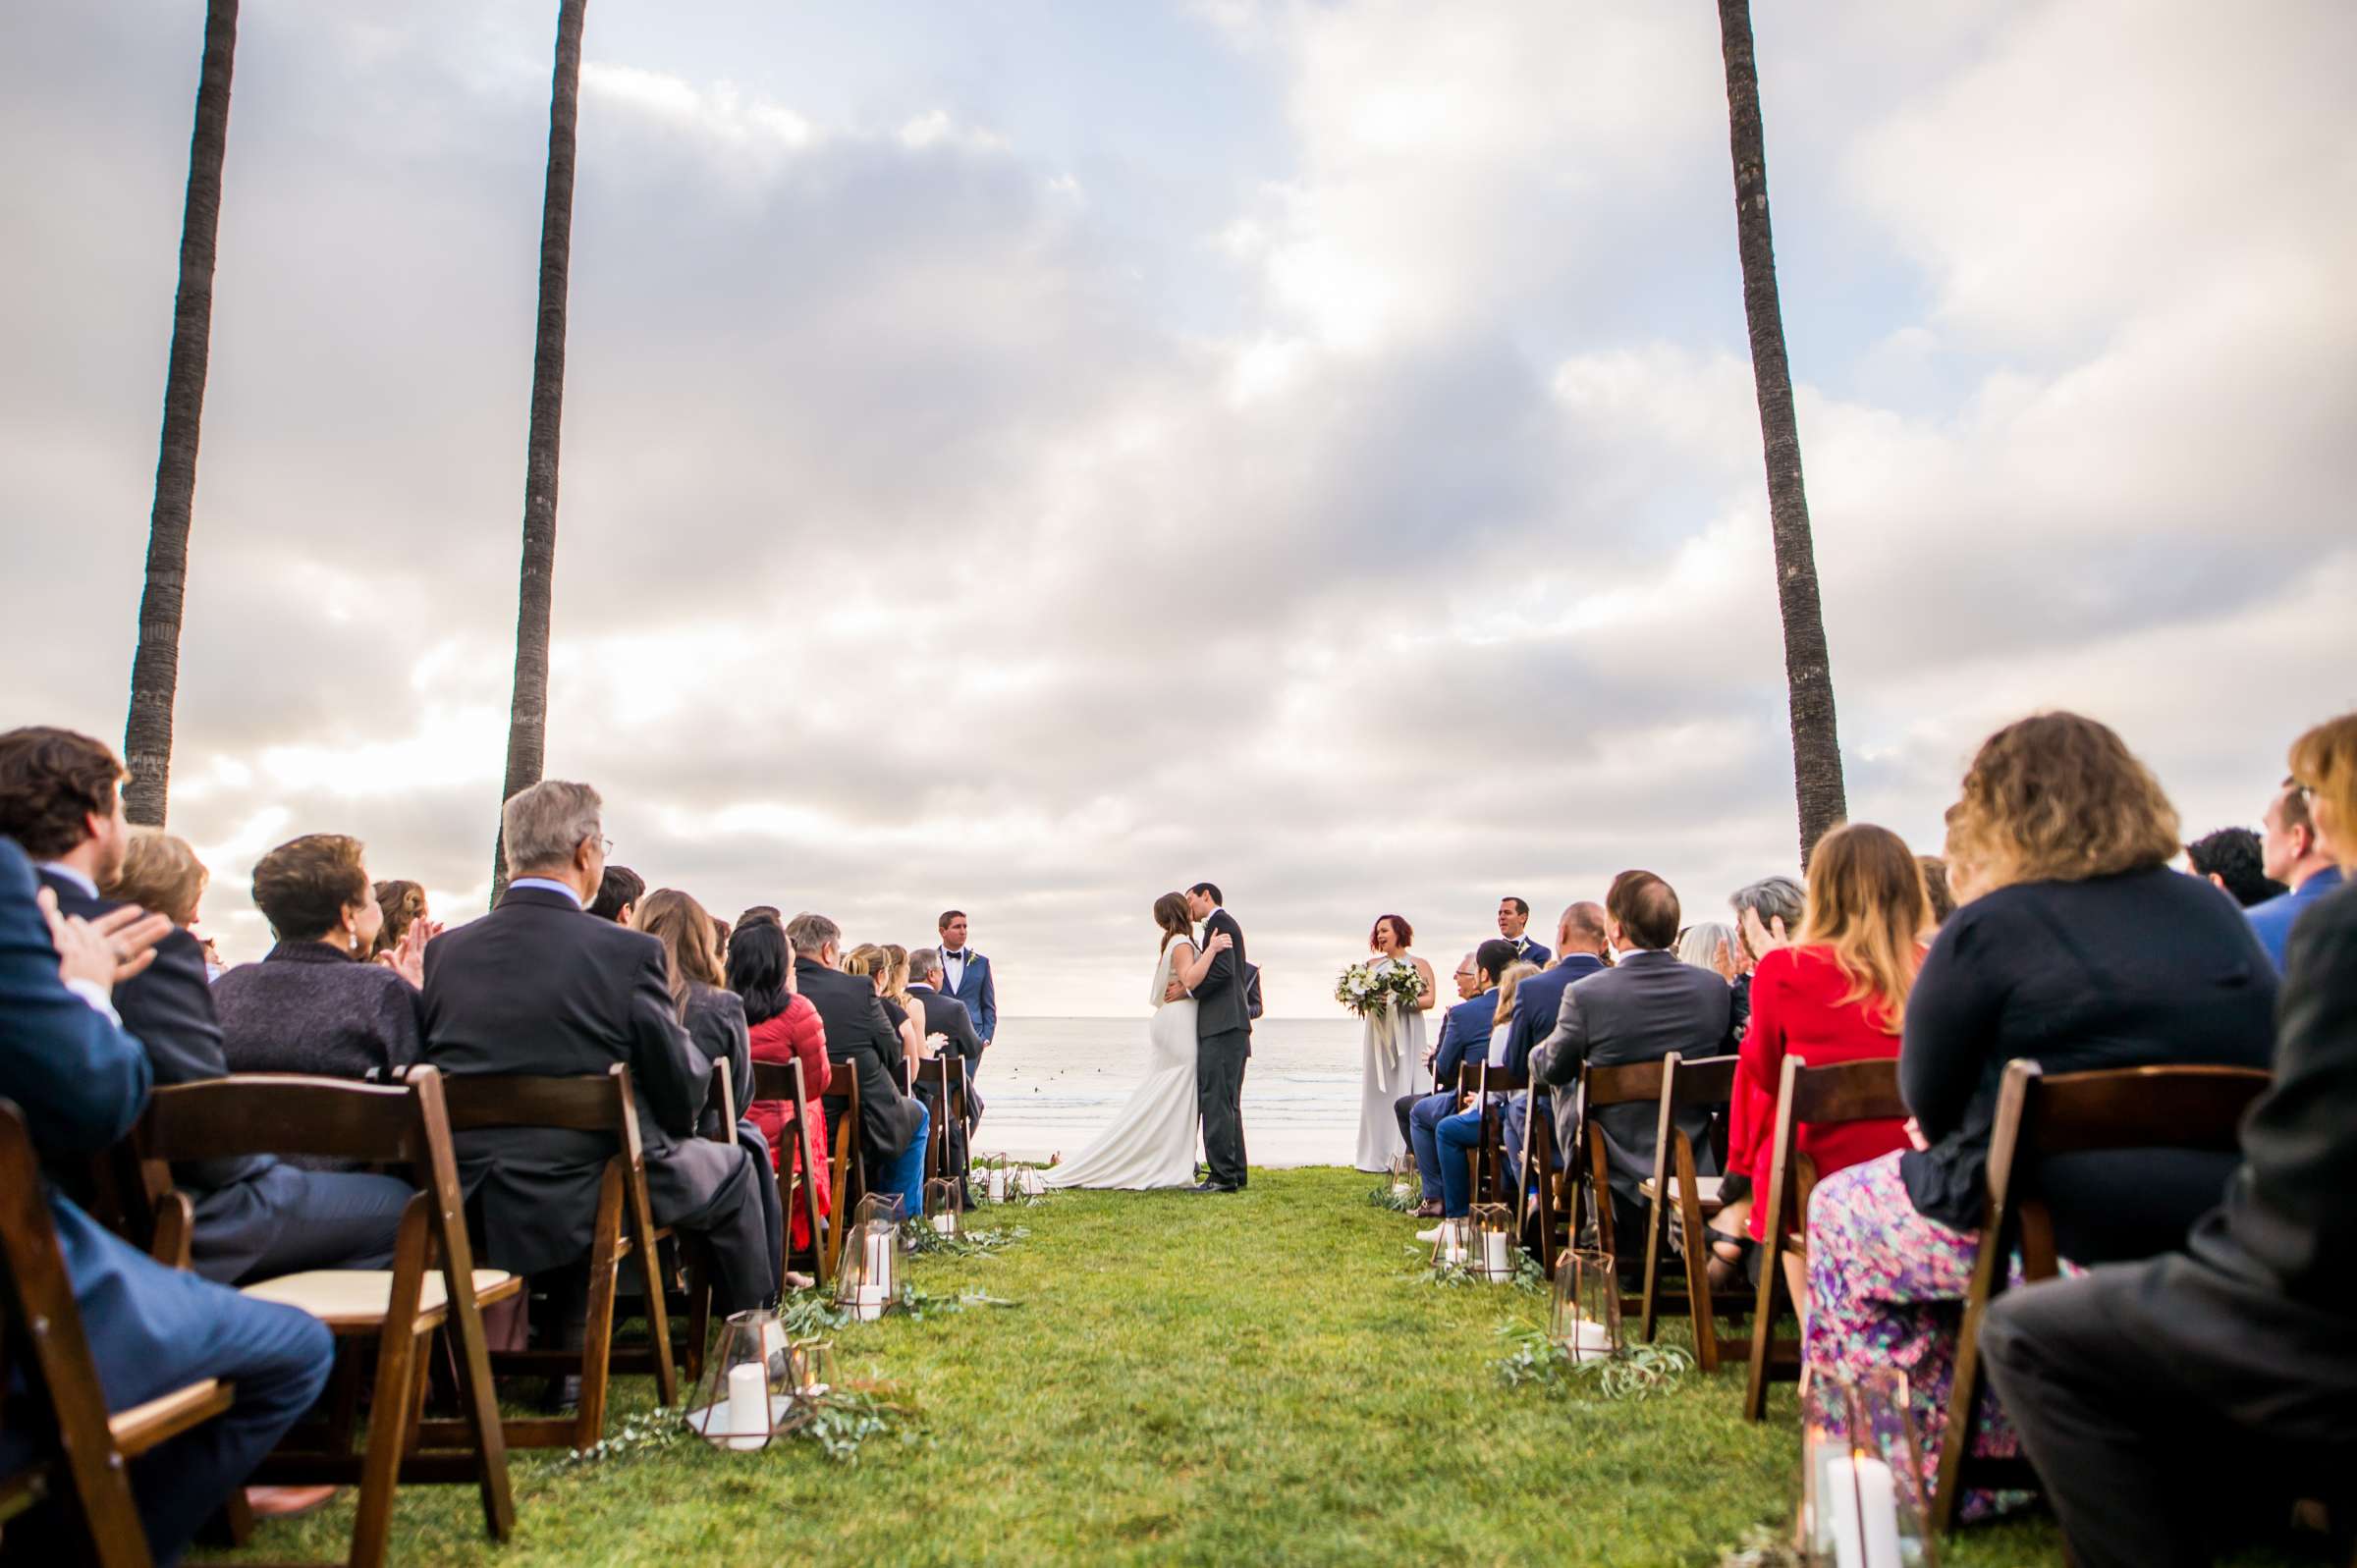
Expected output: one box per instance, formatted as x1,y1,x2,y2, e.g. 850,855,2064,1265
1187,1181,1239,1194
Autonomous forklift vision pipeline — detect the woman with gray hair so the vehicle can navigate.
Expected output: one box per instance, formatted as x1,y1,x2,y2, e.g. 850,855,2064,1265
1674,921,1739,980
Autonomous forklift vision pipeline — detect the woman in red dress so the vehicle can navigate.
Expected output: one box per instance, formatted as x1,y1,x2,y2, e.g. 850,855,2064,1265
1711,823,1929,1284
725,919,831,1258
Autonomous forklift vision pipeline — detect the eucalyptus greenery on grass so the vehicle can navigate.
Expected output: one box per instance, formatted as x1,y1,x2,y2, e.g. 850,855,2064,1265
192,1167,2222,1567
1365,1177,1419,1214
906,1221,1031,1258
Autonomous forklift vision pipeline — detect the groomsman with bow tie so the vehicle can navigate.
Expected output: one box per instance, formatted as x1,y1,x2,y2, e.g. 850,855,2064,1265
936,909,998,1047
1497,895,1553,969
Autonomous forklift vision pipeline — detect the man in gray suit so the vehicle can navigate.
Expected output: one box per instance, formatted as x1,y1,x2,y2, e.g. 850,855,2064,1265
1530,869,1735,1266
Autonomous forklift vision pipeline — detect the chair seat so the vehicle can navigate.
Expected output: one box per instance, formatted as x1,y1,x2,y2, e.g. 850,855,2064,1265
1639,1174,1723,1209
243,1268,521,1329
110,1377,236,1457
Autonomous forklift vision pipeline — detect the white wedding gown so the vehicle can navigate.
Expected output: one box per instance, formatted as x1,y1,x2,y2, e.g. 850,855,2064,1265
1354,954,1429,1171
1043,941,1202,1190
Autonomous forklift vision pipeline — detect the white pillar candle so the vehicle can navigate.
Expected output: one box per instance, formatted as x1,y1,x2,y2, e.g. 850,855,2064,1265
864,1229,895,1288
726,1362,769,1451
987,1169,1006,1202
1820,1453,1903,1568
851,1288,885,1323
1562,1316,1615,1361
931,1212,957,1236
1482,1228,1512,1280
1443,1228,1467,1268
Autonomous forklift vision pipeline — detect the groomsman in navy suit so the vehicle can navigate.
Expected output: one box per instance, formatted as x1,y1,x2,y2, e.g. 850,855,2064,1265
0,835,332,1564
936,909,997,1046
1497,895,1553,969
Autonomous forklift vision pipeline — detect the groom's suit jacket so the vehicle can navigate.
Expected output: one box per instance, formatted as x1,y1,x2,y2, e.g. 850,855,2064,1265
1192,908,1253,1045
943,950,997,1044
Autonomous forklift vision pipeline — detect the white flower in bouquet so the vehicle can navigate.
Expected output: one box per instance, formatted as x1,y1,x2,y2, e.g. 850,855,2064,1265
1335,962,1385,1017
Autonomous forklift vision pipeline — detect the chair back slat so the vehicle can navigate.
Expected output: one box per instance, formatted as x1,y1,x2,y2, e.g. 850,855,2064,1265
138,1073,424,1164
1786,1056,1909,1125
1584,1058,1671,1108
707,1056,736,1134
1666,1054,1739,1108
2006,1061,2265,1169
748,1060,798,1102
438,1063,636,1136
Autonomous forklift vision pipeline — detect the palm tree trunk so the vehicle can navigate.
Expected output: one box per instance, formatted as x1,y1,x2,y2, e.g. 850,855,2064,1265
124,0,239,828
1716,0,1846,864
492,0,588,902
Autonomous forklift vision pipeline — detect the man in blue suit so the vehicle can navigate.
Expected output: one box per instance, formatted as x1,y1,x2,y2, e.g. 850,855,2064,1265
1500,901,1611,1173
2247,777,2344,971
1497,896,1553,969
1402,940,1518,1219
0,836,331,1565
936,908,997,1046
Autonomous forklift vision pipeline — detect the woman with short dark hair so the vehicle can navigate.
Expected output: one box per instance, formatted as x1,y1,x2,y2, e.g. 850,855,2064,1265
214,836,427,1122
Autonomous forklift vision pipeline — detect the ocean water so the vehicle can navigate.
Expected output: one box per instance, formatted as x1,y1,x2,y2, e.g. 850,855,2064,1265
972,1016,1369,1169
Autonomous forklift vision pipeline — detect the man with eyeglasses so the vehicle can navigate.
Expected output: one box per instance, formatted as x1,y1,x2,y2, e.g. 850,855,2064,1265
422,780,778,1340
2247,778,2342,971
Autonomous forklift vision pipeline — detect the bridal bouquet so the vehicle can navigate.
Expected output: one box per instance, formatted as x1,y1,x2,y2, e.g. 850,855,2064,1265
1336,960,1426,1019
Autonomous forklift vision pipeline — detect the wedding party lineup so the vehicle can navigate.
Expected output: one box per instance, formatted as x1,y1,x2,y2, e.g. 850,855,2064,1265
4,2,2351,1566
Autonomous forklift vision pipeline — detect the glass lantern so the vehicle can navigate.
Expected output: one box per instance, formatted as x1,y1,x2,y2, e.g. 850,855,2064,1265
978,1152,1008,1204
685,1309,795,1451
834,1193,904,1321
922,1175,965,1238
1469,1203,1516,1281
1387,1150,1418,1208
1429,1216,1474,1271
1549,1247,1621,1363
1800,1369,1937,1568
789,1337,835,1400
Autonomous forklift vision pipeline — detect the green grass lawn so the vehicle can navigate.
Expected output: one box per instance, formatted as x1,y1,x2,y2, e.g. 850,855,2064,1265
192,1166,2190,1566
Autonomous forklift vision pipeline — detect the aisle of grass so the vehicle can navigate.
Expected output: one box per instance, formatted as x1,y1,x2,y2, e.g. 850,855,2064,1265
200,1166,2100,1566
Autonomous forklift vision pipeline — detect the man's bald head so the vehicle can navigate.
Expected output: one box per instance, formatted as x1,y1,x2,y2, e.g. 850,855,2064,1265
1556,901,1610,958
1605,870,1680,952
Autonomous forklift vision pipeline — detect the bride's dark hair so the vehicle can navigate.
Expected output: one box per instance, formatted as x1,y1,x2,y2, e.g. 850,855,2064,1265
1153,892,1193,952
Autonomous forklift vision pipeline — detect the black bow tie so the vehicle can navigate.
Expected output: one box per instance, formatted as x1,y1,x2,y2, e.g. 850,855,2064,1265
949,950,967,961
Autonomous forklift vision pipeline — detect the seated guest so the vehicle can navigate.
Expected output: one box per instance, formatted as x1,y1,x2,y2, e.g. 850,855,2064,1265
738,904,782,931
0,836,332,1567
1805,712,2278,1501
1499,902,1612,1175
1917,855,1956,929
905,946,986,1198
2247,774,2344,971
846,942,926,1068
727,919,830,1257
103,827,209,930
368,878,430,966
1497,895,1552,968
214,836,426,1097
1419,951,1539,1228
789,913,929,1222
1707,825,1923,1292
1981,713,2357,1568
633,887,783,1295
0,727,411,1285
1531,870,1736,1264
2186,824,2283,908
1729,874,1806,1042
1407,940,1518,1229
421,781,773,1317
1674,921,1740,980
587,862,642,925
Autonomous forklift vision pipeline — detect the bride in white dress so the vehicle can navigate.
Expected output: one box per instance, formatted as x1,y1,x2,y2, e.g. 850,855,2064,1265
1046,893,1232,1190
1354,914,1438,1171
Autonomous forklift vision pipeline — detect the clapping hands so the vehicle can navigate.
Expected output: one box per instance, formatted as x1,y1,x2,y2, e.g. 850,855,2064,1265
41,888,173,995
382,917,443,989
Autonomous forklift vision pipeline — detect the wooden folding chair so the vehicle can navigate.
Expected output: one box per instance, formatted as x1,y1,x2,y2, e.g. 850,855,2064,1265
1516,1084,1574,1276
1930,1059,2270,1533
1634,1053,1747,1371
433,1063,679,1451
0,1101,238,1568
924,1054,972,1189
749,1058,829,1290
1741,1055,1908,1421
1574,1058,1675,1321
134,1068,517,1568
1476,1060,1527,1209
820,1068,866,1278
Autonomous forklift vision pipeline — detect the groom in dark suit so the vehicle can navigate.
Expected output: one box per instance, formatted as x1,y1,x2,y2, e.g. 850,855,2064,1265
1178,882,1251,1192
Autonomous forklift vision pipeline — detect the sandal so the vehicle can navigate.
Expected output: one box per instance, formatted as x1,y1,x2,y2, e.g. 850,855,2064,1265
1705,1233,1757,1293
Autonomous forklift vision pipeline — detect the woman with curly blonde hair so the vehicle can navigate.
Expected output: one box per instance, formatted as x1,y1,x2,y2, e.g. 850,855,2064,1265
1801,712,2277,1505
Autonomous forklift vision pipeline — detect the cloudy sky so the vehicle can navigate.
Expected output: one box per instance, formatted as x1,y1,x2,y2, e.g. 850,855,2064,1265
4,0,2351,1015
